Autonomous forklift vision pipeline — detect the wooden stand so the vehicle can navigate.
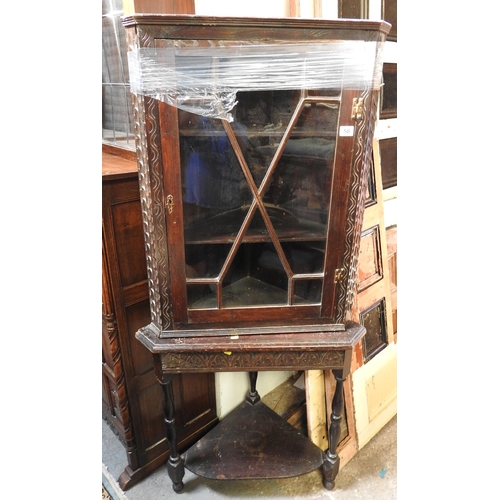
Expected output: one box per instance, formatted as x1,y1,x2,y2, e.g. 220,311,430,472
136,321,365,492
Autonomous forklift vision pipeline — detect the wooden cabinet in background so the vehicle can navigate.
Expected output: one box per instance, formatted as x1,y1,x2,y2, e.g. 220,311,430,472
102,149,218,490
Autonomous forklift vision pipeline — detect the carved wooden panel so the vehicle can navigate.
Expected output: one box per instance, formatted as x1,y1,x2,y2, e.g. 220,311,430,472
335,86,378,324
161,350,345,373
102,234,133,448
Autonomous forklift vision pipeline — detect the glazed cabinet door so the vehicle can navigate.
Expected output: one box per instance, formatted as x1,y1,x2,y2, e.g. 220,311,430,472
162,88,359,329
124,16,388,335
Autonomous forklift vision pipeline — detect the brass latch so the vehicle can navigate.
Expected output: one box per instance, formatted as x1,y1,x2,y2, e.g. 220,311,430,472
351,98,364,121
334,268,345,283
166,194,174,214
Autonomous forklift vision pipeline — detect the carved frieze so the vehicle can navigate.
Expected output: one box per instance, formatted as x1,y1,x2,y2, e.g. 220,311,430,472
161,350,344,373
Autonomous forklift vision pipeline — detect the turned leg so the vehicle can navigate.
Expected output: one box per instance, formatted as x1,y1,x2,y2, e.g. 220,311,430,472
246,371,261,404
322,370,345,490
159,375,185,493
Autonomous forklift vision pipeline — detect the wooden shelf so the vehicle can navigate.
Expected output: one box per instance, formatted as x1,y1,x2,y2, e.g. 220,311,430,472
189,276,314,309
184,206,327,245
184,400,323,480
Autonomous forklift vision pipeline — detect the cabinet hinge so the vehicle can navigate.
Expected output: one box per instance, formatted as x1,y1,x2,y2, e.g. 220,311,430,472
351,98,364,121
334,268,345,283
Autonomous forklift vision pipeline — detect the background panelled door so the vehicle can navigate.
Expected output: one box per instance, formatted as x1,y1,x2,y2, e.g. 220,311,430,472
349,137,397,448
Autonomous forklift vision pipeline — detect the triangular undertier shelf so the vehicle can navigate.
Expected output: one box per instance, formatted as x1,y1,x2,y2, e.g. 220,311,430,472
184,400,324,480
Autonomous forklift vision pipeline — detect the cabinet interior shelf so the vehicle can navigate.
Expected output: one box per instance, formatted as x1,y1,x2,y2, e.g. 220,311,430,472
180,129,337,140
184,205,327,245
189,276,318,309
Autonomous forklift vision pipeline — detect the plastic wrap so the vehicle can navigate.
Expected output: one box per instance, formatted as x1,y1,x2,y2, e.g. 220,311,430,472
128,40,384,121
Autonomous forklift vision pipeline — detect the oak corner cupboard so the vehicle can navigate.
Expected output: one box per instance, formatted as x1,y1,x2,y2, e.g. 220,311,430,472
122,14,390,493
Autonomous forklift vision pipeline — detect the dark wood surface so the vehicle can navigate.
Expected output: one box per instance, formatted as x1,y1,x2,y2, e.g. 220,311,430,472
102,150,218,490
122,14,391,39
184,400,323,480
140,323,364,381
138,321,365,352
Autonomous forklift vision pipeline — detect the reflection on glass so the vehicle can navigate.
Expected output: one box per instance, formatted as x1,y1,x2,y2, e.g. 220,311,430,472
179,89,339,309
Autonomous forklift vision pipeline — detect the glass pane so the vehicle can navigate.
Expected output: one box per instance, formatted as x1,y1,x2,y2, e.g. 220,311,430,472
180,89,339,310
235,90,301,187
180,112,252,216
222,243,289,308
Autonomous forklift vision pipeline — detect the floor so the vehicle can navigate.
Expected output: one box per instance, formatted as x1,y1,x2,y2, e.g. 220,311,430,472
102,414,397,499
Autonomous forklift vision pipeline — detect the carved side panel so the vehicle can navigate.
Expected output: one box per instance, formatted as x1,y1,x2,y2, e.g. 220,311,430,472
132,93,162,330
335,85,377,322
129,27,173,332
